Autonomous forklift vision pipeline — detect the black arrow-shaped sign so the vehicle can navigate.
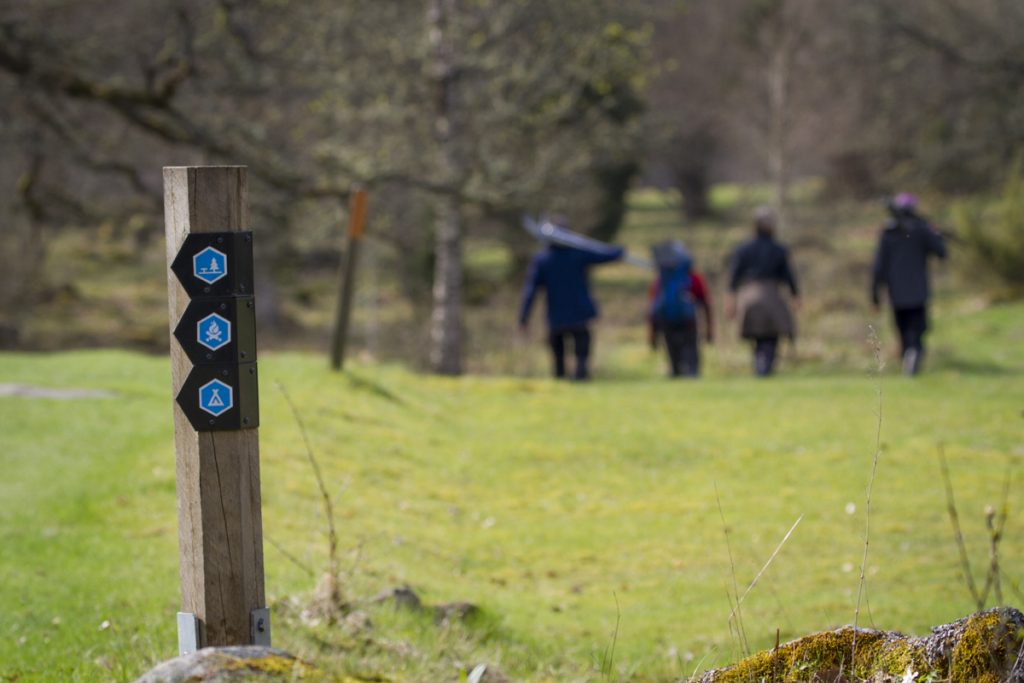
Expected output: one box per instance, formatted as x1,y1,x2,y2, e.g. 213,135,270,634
170,232,255,299
173,296,257,366
176,362,260,432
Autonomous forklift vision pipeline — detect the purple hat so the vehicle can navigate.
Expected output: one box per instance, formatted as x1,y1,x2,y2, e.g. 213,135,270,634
892,193,918,211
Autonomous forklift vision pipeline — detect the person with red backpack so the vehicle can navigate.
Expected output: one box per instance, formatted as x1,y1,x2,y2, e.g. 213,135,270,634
647,240,713,377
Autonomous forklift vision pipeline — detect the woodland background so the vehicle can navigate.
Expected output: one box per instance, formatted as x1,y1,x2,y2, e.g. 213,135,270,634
1,0,1022,372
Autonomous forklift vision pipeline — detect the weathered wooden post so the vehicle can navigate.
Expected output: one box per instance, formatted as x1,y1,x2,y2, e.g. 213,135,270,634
329,187,369,371
163,166,268,654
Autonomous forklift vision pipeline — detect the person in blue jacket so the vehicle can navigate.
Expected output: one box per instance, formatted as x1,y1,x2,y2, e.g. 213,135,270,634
518,218,625,380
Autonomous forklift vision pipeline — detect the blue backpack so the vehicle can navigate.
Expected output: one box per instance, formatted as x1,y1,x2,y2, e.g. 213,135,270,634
651,259,696,324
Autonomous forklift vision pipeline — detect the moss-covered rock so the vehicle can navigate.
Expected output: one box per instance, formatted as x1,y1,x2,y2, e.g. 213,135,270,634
948,608,1024,683
133,645,324,682
690,607,1024,682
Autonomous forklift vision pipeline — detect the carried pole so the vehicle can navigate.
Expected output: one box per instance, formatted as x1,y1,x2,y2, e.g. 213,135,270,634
163,166,268,654
329,187,369,371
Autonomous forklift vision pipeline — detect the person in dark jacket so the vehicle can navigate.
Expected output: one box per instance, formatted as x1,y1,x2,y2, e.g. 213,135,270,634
518,222,625,380
871,193,947,375
726,207,800,376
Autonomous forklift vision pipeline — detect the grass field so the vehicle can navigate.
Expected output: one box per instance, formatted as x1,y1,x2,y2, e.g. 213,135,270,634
3,188,1023,681
2,297,1023,681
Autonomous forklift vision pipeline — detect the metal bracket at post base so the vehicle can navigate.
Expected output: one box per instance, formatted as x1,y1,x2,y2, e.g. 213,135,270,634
177,609,270,655
177,612,201,656
251,607,271,647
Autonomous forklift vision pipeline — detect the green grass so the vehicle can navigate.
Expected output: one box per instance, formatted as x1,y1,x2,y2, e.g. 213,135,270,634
2,299,1023,681
4,189,1023,680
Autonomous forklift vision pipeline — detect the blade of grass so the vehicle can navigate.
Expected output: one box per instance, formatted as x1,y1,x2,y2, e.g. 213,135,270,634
715,482,750,656
728,514,804,624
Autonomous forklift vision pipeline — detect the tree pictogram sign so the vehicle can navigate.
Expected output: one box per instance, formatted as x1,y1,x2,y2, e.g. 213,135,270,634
170,232,254,299
193,247,228,285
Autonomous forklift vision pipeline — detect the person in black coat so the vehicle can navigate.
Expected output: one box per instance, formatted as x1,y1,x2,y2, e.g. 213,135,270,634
518,218,624,380
727,207,800,376
871,193,947,375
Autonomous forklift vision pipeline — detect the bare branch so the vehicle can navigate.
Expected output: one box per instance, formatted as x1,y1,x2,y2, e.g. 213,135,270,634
889,18,1024,83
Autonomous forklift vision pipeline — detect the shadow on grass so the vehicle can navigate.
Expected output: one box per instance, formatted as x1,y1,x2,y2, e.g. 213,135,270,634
930,354,1023,376
345,370,407,406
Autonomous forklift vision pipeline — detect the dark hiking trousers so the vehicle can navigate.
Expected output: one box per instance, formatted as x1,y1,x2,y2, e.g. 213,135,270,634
662,321,699,377
753,336,779,377
894,306,927,375
549,326,591,380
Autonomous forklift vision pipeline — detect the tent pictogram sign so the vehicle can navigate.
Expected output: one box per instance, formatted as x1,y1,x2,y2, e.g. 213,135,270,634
176,363,259,431
199,379,233,416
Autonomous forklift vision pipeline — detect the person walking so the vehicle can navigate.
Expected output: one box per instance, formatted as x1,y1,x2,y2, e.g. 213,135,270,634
726,207,800,377
518,217,625,380
870,193,947,376
647,240,713,377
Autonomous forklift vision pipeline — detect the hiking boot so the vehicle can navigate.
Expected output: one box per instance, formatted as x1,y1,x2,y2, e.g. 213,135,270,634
902,349,919,376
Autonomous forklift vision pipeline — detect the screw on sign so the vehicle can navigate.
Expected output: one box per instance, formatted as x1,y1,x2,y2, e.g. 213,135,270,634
199,379,233,417
197,313,231,352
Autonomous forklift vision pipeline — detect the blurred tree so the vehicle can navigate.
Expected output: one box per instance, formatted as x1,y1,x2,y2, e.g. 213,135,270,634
646,0,737,222
869,0,1024,192
646,0,1024,216
647,0,842,227
0,0,648,372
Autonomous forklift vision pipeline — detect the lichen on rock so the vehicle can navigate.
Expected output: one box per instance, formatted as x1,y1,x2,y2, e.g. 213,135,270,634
690,607,1024,682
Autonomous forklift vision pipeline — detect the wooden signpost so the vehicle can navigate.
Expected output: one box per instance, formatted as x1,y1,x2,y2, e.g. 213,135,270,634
329,187,369,371
163,166,268,654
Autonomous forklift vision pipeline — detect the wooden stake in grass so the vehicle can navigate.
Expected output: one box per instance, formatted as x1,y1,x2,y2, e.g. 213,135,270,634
163,166,266,650
330,188,369,371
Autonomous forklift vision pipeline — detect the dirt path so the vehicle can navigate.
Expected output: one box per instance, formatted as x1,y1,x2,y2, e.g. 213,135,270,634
0,384,115,399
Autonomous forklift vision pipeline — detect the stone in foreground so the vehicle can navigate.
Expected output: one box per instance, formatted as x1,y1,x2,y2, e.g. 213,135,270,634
691,607,1024,682
134,646,320,682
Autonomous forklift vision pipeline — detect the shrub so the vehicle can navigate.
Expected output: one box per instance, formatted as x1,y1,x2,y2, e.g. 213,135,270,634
953,157,1024,297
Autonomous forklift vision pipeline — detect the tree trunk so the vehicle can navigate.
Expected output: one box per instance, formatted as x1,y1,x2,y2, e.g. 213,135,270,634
588,160,639,243
670,127,717,222
430,196,463,374
427,0,464,375
768,8,791,234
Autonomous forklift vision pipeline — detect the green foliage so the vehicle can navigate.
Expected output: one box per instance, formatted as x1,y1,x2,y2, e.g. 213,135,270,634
952,157,1024,297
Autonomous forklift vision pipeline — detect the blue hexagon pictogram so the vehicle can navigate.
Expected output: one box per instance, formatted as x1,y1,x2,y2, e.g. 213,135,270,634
198,379,233,417
192,246,228,284
197,313,231,352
